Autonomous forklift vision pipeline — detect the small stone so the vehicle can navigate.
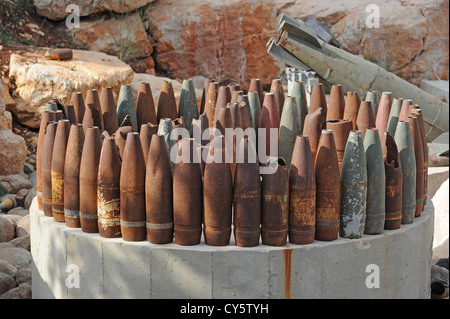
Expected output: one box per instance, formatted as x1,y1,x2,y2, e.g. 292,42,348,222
15,189,29,208
0,214,22,227
24,187,36,209
23,163,34,175
7,207,28,217
0,259,18,278
0,175,33,194
0,283,31,299
16,215,30,237
0,216,15,243
16,266,31,285
0,247,31,270
8,236,30,251
0,272,17,295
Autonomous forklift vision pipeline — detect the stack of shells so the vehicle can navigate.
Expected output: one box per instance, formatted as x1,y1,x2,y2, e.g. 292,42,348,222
36,78,428,247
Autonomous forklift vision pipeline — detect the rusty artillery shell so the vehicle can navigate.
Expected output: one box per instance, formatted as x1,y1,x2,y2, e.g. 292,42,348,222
117,84,138,131
314,129,340,241
363,128,385,235
157,118,176,172
375,92,393,146
237,94,253,131
140,122,158,166
249,78,264,106
290,81,308,133
178,79,199,134
356,100,376,140
85,89,103,127
47,48,73,60
199,78,211,115
339,131,367,239
100,86,119,135
82,102,103,134
279,96,302,170
230,90,243,103
327,84,346,121
309,83,327,124
234,138,261,247
365,90,379,117
192,113,210,146
260,93,280,158
136,82,157,131
37,111,56,210
97,137,122,238
214,105,232,136
270,79,285,118
114,124,134,160
261,157,289,246
408,115,424,217
44,102,58,113
326,119,353,172
398,99,413,122
383,132,403,230
386,98,403,137
343,92,361,130
51,120,71,222
394,121,416,224
71,92,85,124
214,85,232,123
204,81,219,128
41,121,58,217
248,91,262,132
411,109,428,210
302,107,325,163
145,134,174,244
173,138,203,245
120,132,146,241
64,104,77,125
54,110,64,121
289,136,316,244
157,80,178,124
203,136,233,246
79,126,102,233
63,124,85,228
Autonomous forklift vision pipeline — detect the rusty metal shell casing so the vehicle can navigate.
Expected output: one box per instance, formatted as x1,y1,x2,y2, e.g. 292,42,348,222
365,90,379,117
140,122,158,166
339,131,367,239
204,81,219,128
386,98,404,137
270,78,285,118
214,105,232,136
114,125,134,159
230,90,243,103
51,120,71,222
145,134,174,244
82,103,104,134
289,135,316,244
356,100,376,140
237,95,252,131
309,83,327,123
199,78,211,115
117,84,138,131
343,91,361,130
79,126,102,233
214,85,232,123
37,111,56,210
327,84,346,121
100,86,119,135
41,121,58,217
261,157,289,246
375,92,393,145
408,115,425,217
47,48,73,60
97,137,122,238
54,109,64,121
289,81,308,132
157,80,178,124
411,109,428,210
315,129,340,241
398,99,413,122
326,119,352,172
383,132,403,230
64,104,77,125
279,96,302,170
203,136,233,246
260,93,280,158
234,138,261,247
178,79,199,134
394,121,416,224
191,112,210,147
136,82,157,131
302,107,324,163
248,78,264,107
85,89,104,130
120,132,147,241
248,91,262,133
363,128,386,235
71,91,85,124
173,138,203,245
63,124,85,228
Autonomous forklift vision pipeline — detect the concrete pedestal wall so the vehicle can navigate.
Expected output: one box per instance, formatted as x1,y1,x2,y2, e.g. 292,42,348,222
30,197,434,299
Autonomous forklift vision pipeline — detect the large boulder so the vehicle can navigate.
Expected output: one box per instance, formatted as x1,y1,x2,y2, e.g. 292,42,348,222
33,0,155,21
8,48,134,128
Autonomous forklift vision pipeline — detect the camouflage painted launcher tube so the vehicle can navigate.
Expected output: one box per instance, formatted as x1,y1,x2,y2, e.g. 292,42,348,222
97,137,122,238
120,132,147,241
339,131,367,239
384,132,403,230
64,124,85,228
79,126,102,233
363,128,386,235
289,136,316,244
178,79,199,134
234,138,261,247
289,81,308,132
145,134,174,244
173,138,203,245
203,136,233,246
41,121,58,217
394,121,416,224
261,157,289,246
51,120,71,223
315,129,340,241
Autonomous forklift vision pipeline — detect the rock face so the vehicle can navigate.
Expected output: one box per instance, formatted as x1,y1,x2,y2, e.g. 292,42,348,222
8,48,134,128
146,0,283,86
33,0,156,21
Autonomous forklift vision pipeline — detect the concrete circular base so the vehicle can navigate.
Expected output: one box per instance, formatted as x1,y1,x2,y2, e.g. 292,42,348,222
30,196,434,299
